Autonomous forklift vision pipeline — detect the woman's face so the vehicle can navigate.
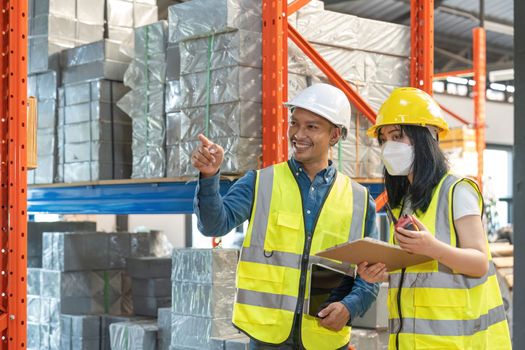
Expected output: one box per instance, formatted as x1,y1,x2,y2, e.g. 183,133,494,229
378,125,412,145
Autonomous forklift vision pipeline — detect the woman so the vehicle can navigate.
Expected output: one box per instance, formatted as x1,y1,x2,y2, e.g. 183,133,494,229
357,87,511,349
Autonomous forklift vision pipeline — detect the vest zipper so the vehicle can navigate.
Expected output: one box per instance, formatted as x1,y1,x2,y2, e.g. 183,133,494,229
395,268,406,350
287,161,338,349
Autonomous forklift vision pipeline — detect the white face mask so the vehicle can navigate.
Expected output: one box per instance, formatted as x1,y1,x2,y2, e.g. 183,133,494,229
380,141,414,176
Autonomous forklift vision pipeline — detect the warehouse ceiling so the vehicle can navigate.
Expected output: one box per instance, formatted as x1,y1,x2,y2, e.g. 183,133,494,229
323,0,514,76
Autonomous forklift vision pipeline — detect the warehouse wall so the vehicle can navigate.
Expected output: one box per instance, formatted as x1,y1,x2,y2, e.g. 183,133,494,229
62,214,186,247
434,94,514,146
128,214,186,247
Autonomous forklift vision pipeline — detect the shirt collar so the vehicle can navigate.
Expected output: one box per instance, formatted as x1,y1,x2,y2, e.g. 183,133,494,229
290,158,336,183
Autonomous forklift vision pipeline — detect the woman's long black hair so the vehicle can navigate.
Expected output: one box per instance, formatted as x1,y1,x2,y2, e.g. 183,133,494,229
380,125,449,213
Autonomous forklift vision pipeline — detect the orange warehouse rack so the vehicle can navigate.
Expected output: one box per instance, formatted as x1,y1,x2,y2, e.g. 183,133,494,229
0,0,28,348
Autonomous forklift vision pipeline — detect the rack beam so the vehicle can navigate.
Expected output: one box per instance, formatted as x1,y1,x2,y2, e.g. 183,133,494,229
28,181,235,215
288,24,377,123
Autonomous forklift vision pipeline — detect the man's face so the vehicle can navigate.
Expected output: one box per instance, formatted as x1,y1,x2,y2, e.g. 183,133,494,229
288,108,340,164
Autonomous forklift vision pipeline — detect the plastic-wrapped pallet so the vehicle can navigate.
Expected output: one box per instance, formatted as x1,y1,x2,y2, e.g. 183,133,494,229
28,0,105,74
170,249,239,349
41,268,130,315
61,40,131,85
27,70,59,184
126,257,172,316
106,0,159,43
178,30,262,74
158,308,172,350
169,102,262,143
211,334,250,350
294,8,409,56
57,77,132,182
110,319,159,350
165,43,181,114
28,221,96,268
42,232,158,271
27,268,130,350
167,0,262,44
118,21,169,178
60,314,101,350
178,67,261,108
28,268,56,350
101,314,150,350
167,27,263,175
288,42,408,87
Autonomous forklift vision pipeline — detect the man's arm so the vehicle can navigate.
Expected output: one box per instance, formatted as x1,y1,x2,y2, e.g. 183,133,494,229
339,196,380,321
194,170,256,237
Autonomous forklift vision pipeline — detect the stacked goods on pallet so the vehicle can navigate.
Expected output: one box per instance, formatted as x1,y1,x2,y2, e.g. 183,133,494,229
57,40,133,182
27,71,59,184
28,221,96,268
126,257,172,316
27,231,162,350
28,0,105,75
60,314,101,350
28,0,104,185
170,249,239,349
439,126,478,178
288,4,411,178
164,43,182,177
211,334,251,350
109,319,159,350
106,0,159,43
157,307,172,350
118,21,170,178
101,314,151,350
166,0,262,176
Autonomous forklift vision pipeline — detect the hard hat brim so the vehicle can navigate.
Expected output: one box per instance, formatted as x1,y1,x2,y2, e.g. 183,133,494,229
366,123,449,138
284,101,346,129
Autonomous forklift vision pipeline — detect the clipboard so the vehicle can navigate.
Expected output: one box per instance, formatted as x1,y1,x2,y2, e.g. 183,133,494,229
315,237,433,271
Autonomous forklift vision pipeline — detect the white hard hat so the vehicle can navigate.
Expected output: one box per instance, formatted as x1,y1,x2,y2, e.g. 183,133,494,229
284,83,352,132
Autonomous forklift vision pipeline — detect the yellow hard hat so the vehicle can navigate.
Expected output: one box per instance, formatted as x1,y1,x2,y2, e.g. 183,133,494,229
366,87,449,138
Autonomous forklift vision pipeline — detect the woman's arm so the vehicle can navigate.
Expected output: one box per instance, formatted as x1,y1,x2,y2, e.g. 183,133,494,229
395,215,489,277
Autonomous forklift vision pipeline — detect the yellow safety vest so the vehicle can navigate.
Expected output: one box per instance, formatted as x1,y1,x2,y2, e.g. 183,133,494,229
387,174,512,349
232,161,369,349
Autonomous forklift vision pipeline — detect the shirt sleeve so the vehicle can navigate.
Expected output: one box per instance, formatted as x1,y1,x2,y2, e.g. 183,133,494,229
339,195,380,322
194,170,256,237
452,181,482,220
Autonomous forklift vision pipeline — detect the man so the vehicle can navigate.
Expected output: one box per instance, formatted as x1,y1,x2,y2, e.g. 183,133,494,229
192,83,379,349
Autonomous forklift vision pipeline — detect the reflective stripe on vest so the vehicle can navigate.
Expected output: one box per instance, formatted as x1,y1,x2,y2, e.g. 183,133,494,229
389,304,507,336
232,162,368,349
387,174,511,350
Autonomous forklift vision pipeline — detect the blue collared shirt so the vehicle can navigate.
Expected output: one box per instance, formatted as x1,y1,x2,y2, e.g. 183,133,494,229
194,158,379,320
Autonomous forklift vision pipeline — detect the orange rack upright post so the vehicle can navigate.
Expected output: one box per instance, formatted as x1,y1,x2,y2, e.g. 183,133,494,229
411,0,435,94
473,27,487,189
0,0,29,348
